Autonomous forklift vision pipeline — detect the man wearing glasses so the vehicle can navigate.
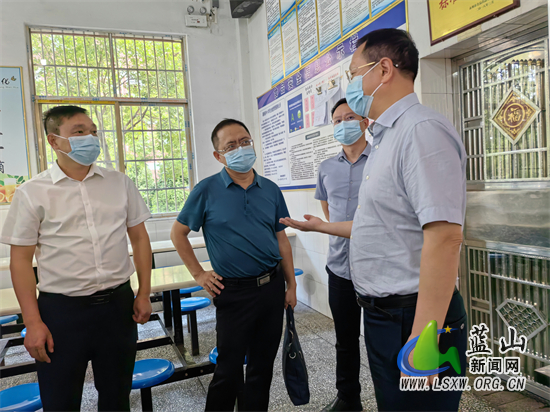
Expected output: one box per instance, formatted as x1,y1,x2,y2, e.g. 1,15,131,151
282,29,467,411
171,119,297,412
316,98,369,412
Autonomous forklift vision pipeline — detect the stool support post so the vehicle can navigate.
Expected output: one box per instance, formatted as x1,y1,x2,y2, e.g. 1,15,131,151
140,387,153,412
189,311,199,356
162,292,172,329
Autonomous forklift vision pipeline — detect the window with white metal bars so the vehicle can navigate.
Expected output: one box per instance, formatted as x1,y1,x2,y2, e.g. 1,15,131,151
29,27,191,215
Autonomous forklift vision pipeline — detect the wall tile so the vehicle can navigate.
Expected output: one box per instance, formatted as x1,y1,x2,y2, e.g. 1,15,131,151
144,221,158,242
0,270,12,289
155,218,176,241
420,59,447,94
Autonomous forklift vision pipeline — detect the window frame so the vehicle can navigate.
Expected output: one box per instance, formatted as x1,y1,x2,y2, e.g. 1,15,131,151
26,25,195,218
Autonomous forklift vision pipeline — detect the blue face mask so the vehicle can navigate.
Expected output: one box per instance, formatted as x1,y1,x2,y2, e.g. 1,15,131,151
56,134,101,166
346,62,383,118
223,145,257,173
333,120,365,146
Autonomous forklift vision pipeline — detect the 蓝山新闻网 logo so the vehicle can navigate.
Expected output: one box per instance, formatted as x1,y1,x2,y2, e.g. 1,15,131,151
397,320,461,377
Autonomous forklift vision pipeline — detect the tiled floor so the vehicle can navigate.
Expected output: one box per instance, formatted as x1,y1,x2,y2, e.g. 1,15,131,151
1,292,505,411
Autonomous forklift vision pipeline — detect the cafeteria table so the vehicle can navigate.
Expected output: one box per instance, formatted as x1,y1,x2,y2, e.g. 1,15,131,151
0,262,213,380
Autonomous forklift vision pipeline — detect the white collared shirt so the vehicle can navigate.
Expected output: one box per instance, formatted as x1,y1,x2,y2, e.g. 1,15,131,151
1,162,151,296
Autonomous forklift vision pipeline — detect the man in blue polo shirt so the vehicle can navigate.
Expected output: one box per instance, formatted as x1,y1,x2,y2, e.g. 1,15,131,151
171,118,297,412
316,98,370,412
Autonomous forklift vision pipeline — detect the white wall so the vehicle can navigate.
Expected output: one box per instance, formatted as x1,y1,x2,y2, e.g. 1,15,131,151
0,0,246,285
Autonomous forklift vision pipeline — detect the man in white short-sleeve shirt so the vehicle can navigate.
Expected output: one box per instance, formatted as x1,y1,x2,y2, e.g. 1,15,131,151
1,105,153,411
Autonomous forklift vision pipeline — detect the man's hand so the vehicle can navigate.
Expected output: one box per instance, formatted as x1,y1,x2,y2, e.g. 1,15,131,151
133,294,152,324
279,215,324,232
195,270,224,297
285,285,297,309
401,334,438,386
24,321,54,363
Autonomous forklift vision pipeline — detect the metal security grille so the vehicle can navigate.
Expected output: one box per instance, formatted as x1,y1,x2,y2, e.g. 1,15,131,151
42,103,118,171
28,27,192,215
468,247,549,385
460,39,549,181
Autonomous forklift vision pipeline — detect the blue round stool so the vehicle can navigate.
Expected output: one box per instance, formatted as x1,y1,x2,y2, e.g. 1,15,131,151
179,285,203,296
180,297,211,312
0,315,18,325
0,383,42,412
294,268,304,276
209,347,247,365
180,297,211,356
132,359,174,412
21,328,26,338
0,315,21,339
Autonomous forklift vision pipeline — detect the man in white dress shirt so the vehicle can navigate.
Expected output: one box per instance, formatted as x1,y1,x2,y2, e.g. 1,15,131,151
1,105,153,411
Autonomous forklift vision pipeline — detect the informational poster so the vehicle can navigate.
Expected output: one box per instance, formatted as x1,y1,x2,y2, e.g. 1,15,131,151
427,0,519,45
371,0,401,17
0,67,30,204
268,25,284,86
298,0,319,66
317,0,342,52
341,0,371,35
265,0,281,32
280,0,297,18
258,2,407,190
282,7,300,77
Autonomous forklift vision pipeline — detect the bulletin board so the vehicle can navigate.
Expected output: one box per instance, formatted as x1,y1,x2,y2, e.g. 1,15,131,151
258,1,407,190
0,67,31,204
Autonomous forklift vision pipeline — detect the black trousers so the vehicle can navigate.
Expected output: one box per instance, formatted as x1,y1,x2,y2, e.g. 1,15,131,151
205,264,285,412
36,281,137,411
327,266,362,405
360,289,467,412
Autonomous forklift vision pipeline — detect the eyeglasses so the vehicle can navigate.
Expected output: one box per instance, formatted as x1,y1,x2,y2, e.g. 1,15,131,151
345,61,399,82
217,139,254,155
345,61,377,83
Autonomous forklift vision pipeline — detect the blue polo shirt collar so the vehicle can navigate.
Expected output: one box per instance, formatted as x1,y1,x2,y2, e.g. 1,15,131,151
220,168,262,189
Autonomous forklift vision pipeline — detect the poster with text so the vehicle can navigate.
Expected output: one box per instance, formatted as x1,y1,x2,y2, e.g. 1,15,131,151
317,0,342,52
371,0,400,17
258,1,407,190
269,25,285,86
0,67,30,204
298,0,319,66
280,0,297,18
282,7,300,77
341,0,371,35
266,0,281,32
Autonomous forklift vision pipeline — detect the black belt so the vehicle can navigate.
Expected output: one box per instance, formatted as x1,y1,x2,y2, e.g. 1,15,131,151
357,288,459,319
222,263,281,287
40,280,131,305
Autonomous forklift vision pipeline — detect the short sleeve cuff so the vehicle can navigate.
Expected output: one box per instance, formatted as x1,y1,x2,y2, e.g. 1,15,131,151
275,222,287,232
176,216,201,232
127,212,152,228
417,207,464,228
314,192,327,201
0,236,38,246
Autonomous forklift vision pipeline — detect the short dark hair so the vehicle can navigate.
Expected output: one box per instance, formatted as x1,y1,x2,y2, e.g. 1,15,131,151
211,119,251,150
357,29,419,81
43,105,88,135
331,98,366,119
